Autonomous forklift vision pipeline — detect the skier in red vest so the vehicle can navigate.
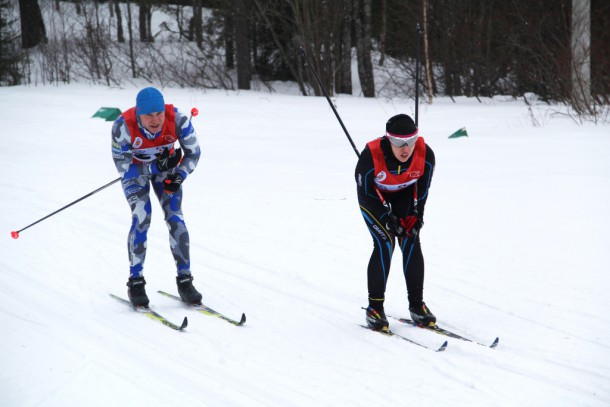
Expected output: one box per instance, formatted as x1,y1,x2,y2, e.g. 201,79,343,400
111,87,202,307
355,114,436,332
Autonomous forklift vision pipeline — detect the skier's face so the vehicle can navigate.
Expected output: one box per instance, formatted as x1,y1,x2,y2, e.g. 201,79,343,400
390,143,416,163
140,111,165,134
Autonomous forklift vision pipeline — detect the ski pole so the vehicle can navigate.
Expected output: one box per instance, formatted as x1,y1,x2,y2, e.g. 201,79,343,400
298,46,360,158
298,47,398,213
11,177,122,239
297,48,404,225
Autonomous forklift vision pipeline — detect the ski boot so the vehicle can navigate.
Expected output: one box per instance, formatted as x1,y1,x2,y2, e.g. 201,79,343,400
127,276,149,307
176,275,203,305
365,306,389,332
409,302,436,327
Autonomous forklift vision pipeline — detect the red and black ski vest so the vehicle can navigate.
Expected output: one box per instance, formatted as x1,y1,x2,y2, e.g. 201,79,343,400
367,137,426,193
122,104,177,164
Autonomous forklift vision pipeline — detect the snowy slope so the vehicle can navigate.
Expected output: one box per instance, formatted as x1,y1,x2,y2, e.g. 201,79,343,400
1,85,609,407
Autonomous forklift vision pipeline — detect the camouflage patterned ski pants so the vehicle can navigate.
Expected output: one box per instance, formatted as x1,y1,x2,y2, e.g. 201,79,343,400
121,174,190,278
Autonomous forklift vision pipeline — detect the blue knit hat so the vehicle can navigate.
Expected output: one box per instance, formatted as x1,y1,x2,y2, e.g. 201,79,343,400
136,87,165,115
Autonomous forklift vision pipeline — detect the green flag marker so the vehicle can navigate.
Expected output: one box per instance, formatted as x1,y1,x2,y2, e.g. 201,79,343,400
92,107,122,122
448,127,468,139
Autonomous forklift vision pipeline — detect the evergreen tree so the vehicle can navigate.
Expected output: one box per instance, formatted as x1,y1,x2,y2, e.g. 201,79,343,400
0,0,22,85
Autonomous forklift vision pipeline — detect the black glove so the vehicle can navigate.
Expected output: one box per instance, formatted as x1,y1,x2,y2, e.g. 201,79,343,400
385,212,407,237
163,173,184,193
154,147,182,173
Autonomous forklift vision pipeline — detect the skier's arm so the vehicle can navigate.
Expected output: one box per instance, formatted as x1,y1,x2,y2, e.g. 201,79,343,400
173,108,201,180
414,144,435,220
356,147,392,226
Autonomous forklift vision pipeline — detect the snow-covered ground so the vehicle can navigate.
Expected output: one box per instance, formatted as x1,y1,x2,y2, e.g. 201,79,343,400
1,84,609,406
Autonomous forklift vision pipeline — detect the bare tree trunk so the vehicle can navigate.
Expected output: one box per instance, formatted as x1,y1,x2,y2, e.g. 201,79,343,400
139,1,152,42
235,0,251,89
114,0,125,43
571,0,592,113
147,3,152,41
127,0,136,78
353,0,375,97
423,0,433,103
336,0,352,94
224,7,234,70
139,1,147,42
378,0,386,66
90,2,101,81
18,0,47,48
192,0,203,49
320,0,334,95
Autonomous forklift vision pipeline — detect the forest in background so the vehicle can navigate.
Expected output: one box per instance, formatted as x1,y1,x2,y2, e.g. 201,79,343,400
2,0,609,120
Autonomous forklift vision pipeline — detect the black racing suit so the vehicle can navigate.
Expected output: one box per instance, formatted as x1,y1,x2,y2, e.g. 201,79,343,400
355,137,435,310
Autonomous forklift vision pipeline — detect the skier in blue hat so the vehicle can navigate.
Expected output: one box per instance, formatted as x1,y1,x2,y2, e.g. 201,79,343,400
111,87,202,307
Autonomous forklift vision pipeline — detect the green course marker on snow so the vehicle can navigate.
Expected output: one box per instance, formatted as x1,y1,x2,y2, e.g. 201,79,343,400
92,107,122,122
448,127,468,139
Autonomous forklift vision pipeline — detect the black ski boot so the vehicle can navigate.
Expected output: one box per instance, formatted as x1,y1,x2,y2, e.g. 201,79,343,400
365,306,389,332
127,276,149,307
409,302,436,327
176,275,203,305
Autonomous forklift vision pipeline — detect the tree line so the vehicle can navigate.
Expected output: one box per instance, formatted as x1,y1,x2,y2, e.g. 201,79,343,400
2,0,609,117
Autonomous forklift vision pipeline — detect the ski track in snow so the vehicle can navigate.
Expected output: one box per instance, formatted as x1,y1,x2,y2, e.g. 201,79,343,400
1,85,610,406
